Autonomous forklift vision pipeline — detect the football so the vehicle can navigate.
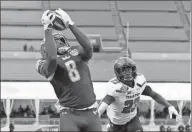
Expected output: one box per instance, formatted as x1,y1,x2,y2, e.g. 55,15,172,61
47,11,67,31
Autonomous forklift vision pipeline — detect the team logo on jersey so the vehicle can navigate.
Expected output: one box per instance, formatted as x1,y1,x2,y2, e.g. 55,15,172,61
70,49,79,56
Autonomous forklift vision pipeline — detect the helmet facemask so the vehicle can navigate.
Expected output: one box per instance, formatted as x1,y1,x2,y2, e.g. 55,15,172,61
115,65,136,82
53,33,70,55
40,34,70,59
114,57,137,86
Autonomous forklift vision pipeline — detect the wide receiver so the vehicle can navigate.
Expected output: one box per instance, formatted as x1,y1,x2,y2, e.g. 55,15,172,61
36,9,102,131
97,57,180,132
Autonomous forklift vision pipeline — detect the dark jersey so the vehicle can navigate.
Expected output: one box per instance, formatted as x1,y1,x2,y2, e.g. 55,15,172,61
36,46,96,109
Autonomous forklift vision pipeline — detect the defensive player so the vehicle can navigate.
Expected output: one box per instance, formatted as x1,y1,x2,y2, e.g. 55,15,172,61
36,9,102,131
97,57,180,132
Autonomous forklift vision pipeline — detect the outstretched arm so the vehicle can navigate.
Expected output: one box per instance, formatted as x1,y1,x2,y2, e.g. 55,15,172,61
69,24,93,61
142,85,179,118
36,10,57,79
36,28,57,78
97,82,117,117
55,8,93,61
142,85,171,107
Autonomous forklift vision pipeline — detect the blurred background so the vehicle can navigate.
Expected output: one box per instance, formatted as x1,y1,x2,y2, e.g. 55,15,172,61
1,1,191,131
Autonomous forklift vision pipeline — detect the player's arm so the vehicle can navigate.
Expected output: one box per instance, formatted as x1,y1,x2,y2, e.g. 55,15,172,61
139,74,179,119
97,94,115,117
69,25,93,61
138,74,171,108
55,8,93,61
37,10,57,78
142,85,180,118
97,83,117,117
36,29,57,79
142,85,171,107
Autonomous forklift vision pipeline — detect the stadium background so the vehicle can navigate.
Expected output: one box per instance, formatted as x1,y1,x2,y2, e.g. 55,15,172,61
1,1,191,131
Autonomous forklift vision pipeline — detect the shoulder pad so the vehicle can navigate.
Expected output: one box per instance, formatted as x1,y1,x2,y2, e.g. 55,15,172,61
106,82,122,97
108,78,123,91
136,73,145,79
135,73,147,87
109,78,120,84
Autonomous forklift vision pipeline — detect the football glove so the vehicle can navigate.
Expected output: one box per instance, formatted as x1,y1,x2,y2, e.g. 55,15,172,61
168,106,180,120
55,8,74,26
41,10,55,30
54,100,63,112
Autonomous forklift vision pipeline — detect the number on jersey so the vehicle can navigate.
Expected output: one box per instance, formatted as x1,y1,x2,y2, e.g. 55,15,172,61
121,96,140,113
65,60,81,82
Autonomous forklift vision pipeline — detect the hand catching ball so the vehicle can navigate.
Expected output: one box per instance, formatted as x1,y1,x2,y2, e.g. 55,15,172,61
47,10,68,31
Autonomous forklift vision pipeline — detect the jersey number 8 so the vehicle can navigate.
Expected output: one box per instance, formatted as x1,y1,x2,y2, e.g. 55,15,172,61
65,60,81,82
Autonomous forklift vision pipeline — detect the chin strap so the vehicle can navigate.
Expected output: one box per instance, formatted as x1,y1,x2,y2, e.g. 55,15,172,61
122,79,135,87
123,77,134,81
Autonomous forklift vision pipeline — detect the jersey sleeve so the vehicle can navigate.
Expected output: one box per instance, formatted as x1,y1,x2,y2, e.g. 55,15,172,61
136,73,147,93
106,81,121,97
142,85,153,96
102,80,122,105
102,95,115,105
136,73,154,96
36,59,55,80
76,45,92,62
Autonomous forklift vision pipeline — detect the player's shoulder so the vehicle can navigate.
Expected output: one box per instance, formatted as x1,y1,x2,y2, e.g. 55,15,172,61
108,78,121,85
109,78,120,84
136,73,146,81
108,78,123,91
135,73,147,87
105,78,123,96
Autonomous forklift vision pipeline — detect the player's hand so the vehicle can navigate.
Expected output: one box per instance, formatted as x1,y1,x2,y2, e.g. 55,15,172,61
168,106,180,120
55,8,74,26
54,100,62,112
41,10,55,30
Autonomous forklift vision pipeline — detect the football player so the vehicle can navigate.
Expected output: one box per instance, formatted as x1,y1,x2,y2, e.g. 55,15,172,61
36,9,102,131
97,57,180,132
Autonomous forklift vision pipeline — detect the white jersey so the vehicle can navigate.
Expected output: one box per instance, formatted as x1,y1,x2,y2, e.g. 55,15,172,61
106,73,147,125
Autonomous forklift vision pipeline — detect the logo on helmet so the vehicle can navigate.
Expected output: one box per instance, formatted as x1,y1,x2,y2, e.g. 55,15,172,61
53,33,70,55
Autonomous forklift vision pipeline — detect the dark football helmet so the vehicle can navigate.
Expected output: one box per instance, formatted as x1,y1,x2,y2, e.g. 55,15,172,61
114,57,137,82
40,33,70,58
